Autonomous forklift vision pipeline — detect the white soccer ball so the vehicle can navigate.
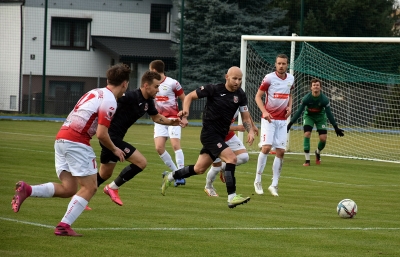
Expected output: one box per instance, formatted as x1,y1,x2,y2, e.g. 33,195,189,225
337,199,358,218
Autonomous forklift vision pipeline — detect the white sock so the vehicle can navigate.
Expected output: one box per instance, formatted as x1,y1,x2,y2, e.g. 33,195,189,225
305,152,310,161
174,149,184,169
160,151,178,171
220,162,226,171
61,195,87,226
168,172,174,182
236,152,249,166
31,183,55,197
206,166,221,188
316,149,320,154
109,181,119,189
228,193,236,202
255,152,268,183
271,156,283,187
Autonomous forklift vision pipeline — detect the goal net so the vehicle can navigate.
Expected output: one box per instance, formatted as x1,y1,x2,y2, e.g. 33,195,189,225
240,35,400,163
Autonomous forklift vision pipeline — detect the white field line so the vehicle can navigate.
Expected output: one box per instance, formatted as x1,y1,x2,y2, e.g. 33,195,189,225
1,217,399,231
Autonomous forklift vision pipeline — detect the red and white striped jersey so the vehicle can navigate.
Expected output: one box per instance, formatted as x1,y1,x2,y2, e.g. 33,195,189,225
155,77,184,119
56,87,117,146
259,72,294,120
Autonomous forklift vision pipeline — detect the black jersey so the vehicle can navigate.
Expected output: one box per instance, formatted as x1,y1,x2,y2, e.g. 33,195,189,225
196,83,248,138
108,89,158,139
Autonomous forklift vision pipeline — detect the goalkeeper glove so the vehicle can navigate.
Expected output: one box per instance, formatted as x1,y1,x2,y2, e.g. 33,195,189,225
287,122,293,133
333,125,344,137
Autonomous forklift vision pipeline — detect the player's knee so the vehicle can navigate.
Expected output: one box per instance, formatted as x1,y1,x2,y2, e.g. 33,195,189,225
236,153,249,166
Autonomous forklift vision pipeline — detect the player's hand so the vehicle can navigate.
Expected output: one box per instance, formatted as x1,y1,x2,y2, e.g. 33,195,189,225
178,110,188,119
285,106,292,118
112,147,126,162
179,117,188,128
247,133,255,146
287,122,293,133
262,112,272,123
253,125,259,136
333,125,344,137
170,118,182,127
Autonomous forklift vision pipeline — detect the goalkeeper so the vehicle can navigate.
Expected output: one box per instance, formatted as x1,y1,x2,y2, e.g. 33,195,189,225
287,78,344,166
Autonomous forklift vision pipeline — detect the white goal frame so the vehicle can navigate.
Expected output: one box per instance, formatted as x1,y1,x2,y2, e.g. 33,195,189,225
238,34,400,163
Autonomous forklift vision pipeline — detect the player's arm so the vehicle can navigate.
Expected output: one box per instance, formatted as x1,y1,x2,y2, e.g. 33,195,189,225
325,105,344,137
240,110,255,145
96,124,125,162
255,89,271,123
285,91,293,118
287,101,306,132
150,114,182,127
178,90,198,119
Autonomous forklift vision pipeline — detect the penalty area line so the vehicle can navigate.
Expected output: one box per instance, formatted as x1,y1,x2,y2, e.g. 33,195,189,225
1,217,399,231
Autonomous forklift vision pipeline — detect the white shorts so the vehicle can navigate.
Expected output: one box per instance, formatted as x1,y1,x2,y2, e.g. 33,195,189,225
260,119,287,149
154,122,181,139
54,139,97,178
213,134,246,163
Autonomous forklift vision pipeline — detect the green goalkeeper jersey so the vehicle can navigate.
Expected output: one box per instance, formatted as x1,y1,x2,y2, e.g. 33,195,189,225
290,92,337,126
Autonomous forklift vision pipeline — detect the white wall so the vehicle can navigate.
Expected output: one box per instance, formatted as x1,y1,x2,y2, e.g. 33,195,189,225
23,7,173,77
0,3,22,111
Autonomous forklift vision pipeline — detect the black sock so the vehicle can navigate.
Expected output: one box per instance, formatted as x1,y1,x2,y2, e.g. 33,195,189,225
114,164,143,187
224,163,236,195
173,165,195,179
97,173,106,187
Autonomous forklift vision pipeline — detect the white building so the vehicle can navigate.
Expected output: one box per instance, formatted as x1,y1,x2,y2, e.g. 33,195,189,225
0,0,179,114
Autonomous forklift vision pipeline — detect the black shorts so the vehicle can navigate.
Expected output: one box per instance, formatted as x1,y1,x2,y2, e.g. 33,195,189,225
200,131,229,161
100,138,136,164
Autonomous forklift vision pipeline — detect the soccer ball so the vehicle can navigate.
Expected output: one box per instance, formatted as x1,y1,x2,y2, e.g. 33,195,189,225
337,199,357,218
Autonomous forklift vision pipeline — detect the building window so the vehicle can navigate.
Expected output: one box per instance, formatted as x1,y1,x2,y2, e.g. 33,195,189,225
51,17,91,50
150,4,172,33
49,81,84,97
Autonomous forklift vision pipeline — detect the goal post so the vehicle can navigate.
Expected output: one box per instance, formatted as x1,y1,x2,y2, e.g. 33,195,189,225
239,35,400,163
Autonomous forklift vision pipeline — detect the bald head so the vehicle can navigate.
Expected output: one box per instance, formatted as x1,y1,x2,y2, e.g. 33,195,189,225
225,66,243,92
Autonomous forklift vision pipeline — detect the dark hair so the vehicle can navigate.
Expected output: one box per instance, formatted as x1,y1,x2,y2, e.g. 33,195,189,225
141,71,161,87
276,54,289,62
149,60,165,73
106,63,131,86
310,78,322,86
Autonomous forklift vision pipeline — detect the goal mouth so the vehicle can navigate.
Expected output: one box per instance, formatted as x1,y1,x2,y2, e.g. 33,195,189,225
240,35,400,163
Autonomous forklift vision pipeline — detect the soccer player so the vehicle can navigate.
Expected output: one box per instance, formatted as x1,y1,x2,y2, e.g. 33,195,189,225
150,60,187,187
97,71,184,206
11,63,131,236
204,111,258,197
287,78,344,166
254,54,294,197
161,66,255,208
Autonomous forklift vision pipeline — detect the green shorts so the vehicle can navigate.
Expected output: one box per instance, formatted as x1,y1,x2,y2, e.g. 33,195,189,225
303,114,327,131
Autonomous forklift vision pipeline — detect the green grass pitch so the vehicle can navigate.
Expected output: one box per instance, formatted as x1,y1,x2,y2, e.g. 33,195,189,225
0,120,399,257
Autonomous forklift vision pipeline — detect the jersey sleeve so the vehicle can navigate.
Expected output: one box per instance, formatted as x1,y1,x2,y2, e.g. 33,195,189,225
324,103,337,127
173,80,184,96
258,74,271,91
196,84,214,99
98,99,117,128
146,99,159,116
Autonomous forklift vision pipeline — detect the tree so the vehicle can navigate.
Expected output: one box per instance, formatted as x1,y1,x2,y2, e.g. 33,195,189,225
270,0,399,37
171,0,288,91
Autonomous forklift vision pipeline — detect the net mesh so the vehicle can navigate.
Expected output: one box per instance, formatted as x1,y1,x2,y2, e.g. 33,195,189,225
243,40,400,163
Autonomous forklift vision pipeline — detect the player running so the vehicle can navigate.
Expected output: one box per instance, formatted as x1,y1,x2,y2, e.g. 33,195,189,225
11,63,130,236
287,78,344,166
97,71,185,206
161,66,255,208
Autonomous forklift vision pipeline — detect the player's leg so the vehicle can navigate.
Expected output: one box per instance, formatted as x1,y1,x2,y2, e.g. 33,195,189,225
315,117,328,165
155,123,178,172
303,115,315,166
268,120,287,197
55,140,98,236
169,125,186,186
220,147,250,208
254,119,273,195
161,152,214,196
204,158,221,197
103,142,140,206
